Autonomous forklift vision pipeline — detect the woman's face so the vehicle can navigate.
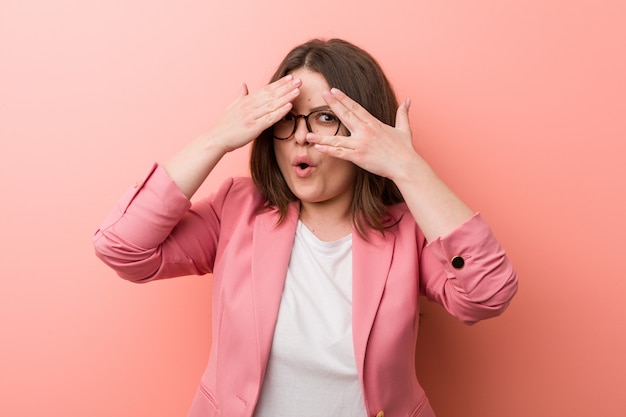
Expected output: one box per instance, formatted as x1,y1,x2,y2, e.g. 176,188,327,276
273,68,357,213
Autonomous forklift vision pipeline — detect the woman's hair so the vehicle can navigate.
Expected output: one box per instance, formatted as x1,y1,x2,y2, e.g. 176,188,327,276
250,38,404,237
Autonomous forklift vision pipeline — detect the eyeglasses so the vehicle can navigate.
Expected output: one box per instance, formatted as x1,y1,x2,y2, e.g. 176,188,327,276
273,110,342,140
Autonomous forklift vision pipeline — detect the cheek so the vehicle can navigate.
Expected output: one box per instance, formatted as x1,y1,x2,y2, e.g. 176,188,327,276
273,142,290,170
329,159,358,182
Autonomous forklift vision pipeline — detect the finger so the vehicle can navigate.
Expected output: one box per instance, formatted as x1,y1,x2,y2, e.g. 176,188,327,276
321,89,356,131
240,83,249,96
395,98,411,131
306,132,355,150
258,101,294,128
312,142,356,162
259,86,299,116
252,76,300,118
226,82,249,110
253,87,298,123
264,75,302,100
329,88,373,122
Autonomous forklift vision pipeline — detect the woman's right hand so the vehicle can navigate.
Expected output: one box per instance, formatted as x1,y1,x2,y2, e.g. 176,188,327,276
209,74,302,153
163,75,301,199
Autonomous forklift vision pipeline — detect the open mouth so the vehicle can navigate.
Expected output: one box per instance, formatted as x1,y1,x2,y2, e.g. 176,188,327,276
292,156,314,177
293,158,314,178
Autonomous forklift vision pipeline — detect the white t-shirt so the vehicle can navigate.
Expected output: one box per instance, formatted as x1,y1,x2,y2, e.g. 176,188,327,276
253,221,367,417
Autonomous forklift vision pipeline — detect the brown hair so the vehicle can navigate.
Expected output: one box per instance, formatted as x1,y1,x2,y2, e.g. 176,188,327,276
250,38,404,237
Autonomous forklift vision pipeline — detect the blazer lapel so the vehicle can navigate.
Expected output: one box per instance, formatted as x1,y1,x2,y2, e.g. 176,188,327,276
352,227,396,376
249,202,397,383
251,202,299,375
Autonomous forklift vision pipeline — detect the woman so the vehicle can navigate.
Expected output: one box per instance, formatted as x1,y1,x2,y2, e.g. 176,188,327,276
94,38,518,417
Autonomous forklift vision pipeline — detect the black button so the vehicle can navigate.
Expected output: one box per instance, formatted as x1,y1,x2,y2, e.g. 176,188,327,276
451,256,465,269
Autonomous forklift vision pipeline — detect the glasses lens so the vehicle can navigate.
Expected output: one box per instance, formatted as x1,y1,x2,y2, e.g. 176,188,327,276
273,110,341,139
273,113,295,139
309,110,340,135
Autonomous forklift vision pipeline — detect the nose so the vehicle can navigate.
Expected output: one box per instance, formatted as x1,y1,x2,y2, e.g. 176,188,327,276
293,117,311,146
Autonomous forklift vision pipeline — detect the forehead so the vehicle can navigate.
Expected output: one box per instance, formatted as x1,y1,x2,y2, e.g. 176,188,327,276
289,68,331,109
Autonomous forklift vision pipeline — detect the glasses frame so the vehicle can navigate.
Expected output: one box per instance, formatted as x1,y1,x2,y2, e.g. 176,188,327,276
272,110,342,140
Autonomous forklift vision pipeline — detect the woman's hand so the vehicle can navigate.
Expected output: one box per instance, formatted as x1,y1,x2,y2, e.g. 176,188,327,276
307,87,474,240
210,75,302,153
164,75,300,199
305,87,417,182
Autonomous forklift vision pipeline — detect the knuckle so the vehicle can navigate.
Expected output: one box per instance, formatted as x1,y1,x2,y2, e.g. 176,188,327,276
263,85,277,99
263,112,275,123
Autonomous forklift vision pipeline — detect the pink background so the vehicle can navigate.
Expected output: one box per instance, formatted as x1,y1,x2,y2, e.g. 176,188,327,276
1,0,625,416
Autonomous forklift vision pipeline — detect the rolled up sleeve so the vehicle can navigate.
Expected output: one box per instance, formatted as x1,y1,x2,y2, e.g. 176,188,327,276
93,163,222,282
421,213,518,324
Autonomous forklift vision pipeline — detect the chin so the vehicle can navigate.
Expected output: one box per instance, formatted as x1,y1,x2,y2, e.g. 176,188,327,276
288,185,323,203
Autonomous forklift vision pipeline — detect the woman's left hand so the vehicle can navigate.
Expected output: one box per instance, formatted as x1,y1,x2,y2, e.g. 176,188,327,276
306,88,417,181
309,88,475,241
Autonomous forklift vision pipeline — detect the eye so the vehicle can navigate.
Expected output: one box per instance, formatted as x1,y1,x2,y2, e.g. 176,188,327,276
314,111,339,125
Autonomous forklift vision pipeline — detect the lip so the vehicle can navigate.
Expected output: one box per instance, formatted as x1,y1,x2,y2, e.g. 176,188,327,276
292,155,316,178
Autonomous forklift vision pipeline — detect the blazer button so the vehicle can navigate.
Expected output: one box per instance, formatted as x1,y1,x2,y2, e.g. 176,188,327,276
451,256,465,269
376,411,385,417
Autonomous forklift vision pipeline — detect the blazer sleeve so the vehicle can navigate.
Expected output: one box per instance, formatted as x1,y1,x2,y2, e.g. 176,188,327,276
419,213,518,324
93,163,233,282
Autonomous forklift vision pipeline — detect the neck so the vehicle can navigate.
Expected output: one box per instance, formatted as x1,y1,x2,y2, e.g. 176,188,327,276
299,201,352,242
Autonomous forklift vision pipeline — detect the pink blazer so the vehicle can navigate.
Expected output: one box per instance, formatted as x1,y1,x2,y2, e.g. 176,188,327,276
94,164,518,417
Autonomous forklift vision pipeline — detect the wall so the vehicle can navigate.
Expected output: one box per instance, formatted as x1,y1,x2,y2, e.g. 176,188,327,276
1,0,624,416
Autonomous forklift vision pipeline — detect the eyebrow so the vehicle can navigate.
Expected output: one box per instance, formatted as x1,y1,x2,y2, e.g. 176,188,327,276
310,105,332,112
292,105,333,114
